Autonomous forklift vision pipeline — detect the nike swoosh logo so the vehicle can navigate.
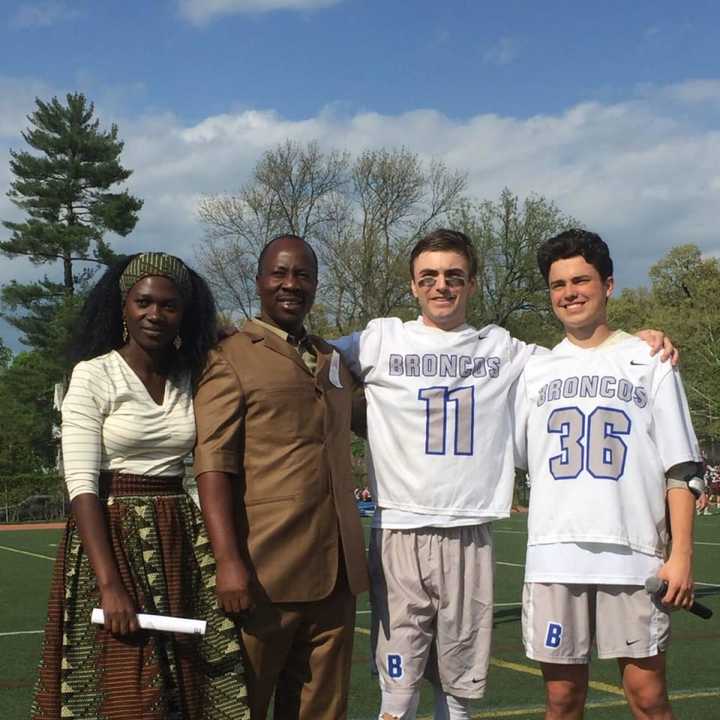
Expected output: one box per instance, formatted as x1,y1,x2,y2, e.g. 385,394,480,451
630,361,647,366
626,639,640,645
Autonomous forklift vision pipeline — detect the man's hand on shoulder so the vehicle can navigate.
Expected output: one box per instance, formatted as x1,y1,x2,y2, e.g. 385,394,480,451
217,324,239,342
635,329,679,366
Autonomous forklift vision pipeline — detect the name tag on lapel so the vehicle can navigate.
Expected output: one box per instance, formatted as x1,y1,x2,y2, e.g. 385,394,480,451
329,350,343,389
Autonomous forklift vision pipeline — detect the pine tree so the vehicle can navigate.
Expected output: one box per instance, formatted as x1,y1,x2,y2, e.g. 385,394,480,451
2,92,142,295
1,92,142,360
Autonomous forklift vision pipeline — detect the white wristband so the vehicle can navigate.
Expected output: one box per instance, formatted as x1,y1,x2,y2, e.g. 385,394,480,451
91,608,207,635
688,477,705,499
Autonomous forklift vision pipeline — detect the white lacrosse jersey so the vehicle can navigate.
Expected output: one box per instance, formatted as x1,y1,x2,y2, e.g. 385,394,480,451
332,317,536,527
514,332,701,583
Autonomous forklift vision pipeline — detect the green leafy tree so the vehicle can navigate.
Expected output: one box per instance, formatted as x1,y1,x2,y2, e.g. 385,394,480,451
608,286,657,332
0,351,57,476
2,92,142,294
610,245,720,443
0,93,143,477
0,279,86,364
1,92,142,363
648,246,720,443
0,337,11,369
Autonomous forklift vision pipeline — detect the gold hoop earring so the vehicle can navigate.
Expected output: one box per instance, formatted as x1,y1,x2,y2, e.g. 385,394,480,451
122,319,128,343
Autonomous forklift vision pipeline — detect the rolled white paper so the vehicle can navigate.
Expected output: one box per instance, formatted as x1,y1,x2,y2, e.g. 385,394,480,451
91,608,207,635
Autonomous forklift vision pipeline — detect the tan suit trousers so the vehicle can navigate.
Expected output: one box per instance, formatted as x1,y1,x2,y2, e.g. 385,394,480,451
241,575,356,720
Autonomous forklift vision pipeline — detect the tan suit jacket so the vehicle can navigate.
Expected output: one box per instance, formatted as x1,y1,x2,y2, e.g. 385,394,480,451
193,319,368,603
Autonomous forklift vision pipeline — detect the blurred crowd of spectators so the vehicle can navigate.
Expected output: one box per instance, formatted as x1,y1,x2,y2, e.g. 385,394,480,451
700,463,720,515
354,486,372,502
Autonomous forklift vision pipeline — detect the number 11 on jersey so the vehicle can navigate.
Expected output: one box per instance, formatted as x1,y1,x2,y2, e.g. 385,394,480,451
418,386,475,456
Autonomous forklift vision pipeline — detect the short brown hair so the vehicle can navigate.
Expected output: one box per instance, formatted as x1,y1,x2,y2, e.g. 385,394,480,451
409,229,478,278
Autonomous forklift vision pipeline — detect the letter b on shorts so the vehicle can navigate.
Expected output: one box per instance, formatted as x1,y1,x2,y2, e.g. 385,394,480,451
387,654,404,679
545,622,563,649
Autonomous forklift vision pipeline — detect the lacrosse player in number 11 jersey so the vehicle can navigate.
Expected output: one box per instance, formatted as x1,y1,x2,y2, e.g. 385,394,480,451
332,229,676,720
513,229,702,720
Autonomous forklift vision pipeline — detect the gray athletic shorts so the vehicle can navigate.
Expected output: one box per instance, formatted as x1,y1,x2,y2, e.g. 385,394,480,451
522,582,671,663
370,524,494,699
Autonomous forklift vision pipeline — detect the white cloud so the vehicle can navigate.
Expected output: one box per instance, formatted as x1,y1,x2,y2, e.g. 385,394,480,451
1,78,720,350
10,1,80,29
178,0,340,24
660,79,720,105
483,36,519,66
0,76,53,136
114,83,720,290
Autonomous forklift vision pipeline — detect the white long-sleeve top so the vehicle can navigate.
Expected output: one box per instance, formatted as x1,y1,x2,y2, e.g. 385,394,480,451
61,351,196,500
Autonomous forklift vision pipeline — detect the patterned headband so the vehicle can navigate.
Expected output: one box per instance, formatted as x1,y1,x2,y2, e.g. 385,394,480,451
119,252,192,304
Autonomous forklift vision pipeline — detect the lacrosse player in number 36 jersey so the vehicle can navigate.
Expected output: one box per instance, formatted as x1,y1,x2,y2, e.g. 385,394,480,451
513,229,702,720
332,229,677,720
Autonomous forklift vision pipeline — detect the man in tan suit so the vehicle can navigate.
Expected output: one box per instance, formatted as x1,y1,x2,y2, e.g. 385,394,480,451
193,234,368,720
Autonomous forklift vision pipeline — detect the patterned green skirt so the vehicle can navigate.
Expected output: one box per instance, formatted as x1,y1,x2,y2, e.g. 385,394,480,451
31,472,250,720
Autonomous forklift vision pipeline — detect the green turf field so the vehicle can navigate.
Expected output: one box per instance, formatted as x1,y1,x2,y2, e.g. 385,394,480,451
2,514,719,719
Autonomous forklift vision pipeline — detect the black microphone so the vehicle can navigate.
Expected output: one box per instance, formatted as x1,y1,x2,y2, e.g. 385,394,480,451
644,576,713,620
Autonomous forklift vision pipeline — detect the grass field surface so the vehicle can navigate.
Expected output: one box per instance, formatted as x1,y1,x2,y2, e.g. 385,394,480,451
2,513,719,719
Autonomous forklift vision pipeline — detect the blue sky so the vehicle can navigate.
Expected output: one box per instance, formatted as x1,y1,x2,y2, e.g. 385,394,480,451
1,0,719,349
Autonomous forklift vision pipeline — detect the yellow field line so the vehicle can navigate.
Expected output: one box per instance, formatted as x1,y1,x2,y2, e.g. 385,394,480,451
354,627,624,698
353,627,625,706
489,657,624,696
355,626,718,704
0,544,54,561
668,689,720,701
459,689,720,719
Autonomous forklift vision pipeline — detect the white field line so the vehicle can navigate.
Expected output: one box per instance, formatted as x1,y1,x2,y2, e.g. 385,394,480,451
0,544,54,560
2,542,716,586
2,537,716,642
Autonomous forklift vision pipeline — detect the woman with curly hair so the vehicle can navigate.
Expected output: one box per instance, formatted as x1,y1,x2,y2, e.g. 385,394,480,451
31,252,249,720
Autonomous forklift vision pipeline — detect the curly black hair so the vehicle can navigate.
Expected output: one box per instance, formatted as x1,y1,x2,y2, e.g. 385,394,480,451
68,254,219,386
537,229,613,286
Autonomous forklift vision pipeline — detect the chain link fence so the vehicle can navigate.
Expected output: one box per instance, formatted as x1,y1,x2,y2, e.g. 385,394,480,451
2,493,67,523
1,475,67,524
